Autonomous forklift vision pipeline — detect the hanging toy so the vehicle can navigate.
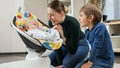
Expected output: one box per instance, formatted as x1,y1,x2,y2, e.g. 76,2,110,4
17,12,22,19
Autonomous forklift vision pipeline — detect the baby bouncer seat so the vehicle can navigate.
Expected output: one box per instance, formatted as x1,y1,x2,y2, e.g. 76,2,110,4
11,8,63,62
12,17,47,60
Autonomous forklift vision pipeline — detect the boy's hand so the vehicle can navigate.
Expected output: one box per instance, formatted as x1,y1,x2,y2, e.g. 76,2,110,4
55,65,64,68
81,61,93,68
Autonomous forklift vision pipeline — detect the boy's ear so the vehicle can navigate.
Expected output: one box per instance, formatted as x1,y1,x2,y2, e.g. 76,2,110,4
88,15,94,22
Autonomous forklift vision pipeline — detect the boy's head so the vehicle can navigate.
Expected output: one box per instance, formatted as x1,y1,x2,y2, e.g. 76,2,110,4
79,4,102,26
25,19,39,31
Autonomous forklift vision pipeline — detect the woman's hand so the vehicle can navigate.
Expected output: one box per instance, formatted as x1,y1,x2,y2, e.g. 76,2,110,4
53,24,66,45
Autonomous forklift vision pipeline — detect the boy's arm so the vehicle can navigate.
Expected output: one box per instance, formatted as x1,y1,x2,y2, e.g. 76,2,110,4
89,27,105,62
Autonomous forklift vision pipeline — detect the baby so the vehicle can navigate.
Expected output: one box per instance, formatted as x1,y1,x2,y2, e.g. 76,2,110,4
25,19,60,41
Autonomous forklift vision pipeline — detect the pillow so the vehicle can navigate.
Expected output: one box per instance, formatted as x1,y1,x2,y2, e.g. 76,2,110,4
15,11,36,31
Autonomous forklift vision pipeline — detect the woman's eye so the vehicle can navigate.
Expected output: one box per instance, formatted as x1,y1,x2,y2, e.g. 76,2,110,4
80,14,82,17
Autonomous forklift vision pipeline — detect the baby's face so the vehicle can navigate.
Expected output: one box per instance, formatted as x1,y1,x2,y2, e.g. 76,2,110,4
27,20,39,29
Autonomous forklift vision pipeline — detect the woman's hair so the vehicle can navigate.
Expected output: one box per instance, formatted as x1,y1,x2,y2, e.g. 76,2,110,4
80,4,102,25
48,0,65,13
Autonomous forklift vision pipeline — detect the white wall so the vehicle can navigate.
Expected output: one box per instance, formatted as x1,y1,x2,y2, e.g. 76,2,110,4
73,0,85,20
114,0,120,20
72,0,85,32
0,0,26,53
24,0,48,24
103,0,114,20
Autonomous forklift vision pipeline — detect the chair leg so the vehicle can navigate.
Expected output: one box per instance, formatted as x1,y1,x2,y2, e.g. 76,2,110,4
25,48,43,62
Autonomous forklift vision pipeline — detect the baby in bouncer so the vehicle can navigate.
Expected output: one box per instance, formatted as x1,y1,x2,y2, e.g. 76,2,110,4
15,11,63,50
25,19,60,42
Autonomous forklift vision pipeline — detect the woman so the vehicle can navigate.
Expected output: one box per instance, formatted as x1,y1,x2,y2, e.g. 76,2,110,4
47,0,90,68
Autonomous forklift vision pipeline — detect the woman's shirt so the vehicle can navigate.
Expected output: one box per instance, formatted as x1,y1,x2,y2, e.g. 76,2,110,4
85,22,114,65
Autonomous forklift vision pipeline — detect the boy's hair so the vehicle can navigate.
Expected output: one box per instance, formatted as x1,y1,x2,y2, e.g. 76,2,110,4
80,4,102,25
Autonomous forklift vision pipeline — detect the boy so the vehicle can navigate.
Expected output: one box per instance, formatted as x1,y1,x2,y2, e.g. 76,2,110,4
76,4,114,68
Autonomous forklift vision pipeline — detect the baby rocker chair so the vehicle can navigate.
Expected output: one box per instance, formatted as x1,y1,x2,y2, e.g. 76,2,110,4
11,8,62,62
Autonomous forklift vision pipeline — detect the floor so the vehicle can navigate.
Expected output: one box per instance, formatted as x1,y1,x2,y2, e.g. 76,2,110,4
0,53,120,68
0,53,26,64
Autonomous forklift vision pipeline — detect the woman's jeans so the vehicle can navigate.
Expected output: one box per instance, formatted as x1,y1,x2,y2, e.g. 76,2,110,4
49,38,89,68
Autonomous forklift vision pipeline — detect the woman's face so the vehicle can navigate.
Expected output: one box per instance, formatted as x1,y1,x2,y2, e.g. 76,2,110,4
79,11,90,27
47,7,64,25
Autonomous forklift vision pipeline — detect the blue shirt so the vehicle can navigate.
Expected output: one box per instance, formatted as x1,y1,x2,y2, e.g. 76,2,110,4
85,22,114,65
